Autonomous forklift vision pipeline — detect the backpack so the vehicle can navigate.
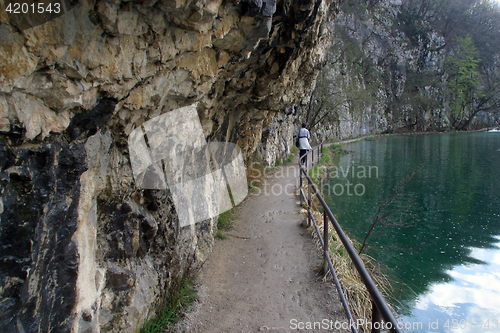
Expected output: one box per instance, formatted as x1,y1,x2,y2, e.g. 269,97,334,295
296,135,307,148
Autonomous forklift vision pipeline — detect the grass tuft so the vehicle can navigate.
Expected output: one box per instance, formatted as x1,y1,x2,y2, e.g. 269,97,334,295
215,209,235,240
285,152,295,164
308,145,336,183
216,230,228,240
139,274,197,333
217,209,234,231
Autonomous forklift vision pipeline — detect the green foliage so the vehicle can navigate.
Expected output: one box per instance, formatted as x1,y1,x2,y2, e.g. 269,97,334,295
308,148,330,182
342,33,380,87
343,36,365,66
396,72,444,130
402,0,500,127
139,276,197,333
342,0,369,16
446,35,482,120
248,179,261,193
308,164,324,183
274,151,295,166
217,209,234,231
330,143,347,157
215,209,235,240
467,0,500,64
285,152,295,164
397,8,432,46
308,145,348,183
216,230,228,240
320,146,331,164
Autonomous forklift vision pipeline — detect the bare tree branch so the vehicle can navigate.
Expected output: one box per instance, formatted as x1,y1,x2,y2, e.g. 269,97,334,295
359,162,427,255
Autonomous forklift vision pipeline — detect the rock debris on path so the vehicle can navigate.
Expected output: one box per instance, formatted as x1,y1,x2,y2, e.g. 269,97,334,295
175,159,349,333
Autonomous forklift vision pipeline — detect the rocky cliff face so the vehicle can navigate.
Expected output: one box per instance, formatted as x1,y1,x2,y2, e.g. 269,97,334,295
0,0,338,331
306,0,445,141
307,0,495,142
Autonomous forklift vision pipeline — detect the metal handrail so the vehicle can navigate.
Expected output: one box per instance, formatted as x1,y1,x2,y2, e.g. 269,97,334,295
298,144,403,333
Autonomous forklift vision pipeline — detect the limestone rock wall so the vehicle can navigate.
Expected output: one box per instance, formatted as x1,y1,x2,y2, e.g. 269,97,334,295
0,0,339,331
306,0,455,141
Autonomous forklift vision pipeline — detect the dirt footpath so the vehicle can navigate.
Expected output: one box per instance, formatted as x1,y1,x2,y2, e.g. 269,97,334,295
175,158,348,333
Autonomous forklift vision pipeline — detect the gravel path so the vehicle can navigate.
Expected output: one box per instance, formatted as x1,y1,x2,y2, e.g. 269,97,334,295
175,156,349,333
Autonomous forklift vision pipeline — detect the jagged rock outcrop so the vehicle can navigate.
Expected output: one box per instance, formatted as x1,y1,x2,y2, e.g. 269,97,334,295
0,0,339,331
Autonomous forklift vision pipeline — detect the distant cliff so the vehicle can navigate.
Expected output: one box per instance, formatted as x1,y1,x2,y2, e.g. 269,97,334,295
0,0,338,331
305,0,500,142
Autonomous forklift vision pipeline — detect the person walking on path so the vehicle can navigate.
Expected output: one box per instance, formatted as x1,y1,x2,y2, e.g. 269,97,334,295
297,123,312,165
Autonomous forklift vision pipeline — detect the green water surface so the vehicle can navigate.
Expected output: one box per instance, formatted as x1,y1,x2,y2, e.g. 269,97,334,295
324,132,500,332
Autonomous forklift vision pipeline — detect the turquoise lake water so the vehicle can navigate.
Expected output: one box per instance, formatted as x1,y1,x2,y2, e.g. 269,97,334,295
324,132,500,332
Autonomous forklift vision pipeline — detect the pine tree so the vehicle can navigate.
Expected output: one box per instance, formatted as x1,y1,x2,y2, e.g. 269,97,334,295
446,35,481,127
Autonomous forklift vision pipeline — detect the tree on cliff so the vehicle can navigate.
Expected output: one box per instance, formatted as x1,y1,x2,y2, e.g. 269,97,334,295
402,0,500,129
303,69,342,132
445,35,482,129
308,0,500,133
303,34,378,134
445,32,500,129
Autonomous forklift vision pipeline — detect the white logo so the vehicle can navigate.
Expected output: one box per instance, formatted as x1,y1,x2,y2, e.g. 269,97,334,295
128,104,248,227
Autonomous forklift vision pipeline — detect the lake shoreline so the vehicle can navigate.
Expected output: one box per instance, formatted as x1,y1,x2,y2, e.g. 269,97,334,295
343,126,491,142
326,132,500,332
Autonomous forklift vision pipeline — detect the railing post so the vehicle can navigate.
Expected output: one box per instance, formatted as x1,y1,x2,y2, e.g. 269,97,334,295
307,179,311,227
299,164,303,207
372,302,381,333
323,212,329,274
295,157,403,333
